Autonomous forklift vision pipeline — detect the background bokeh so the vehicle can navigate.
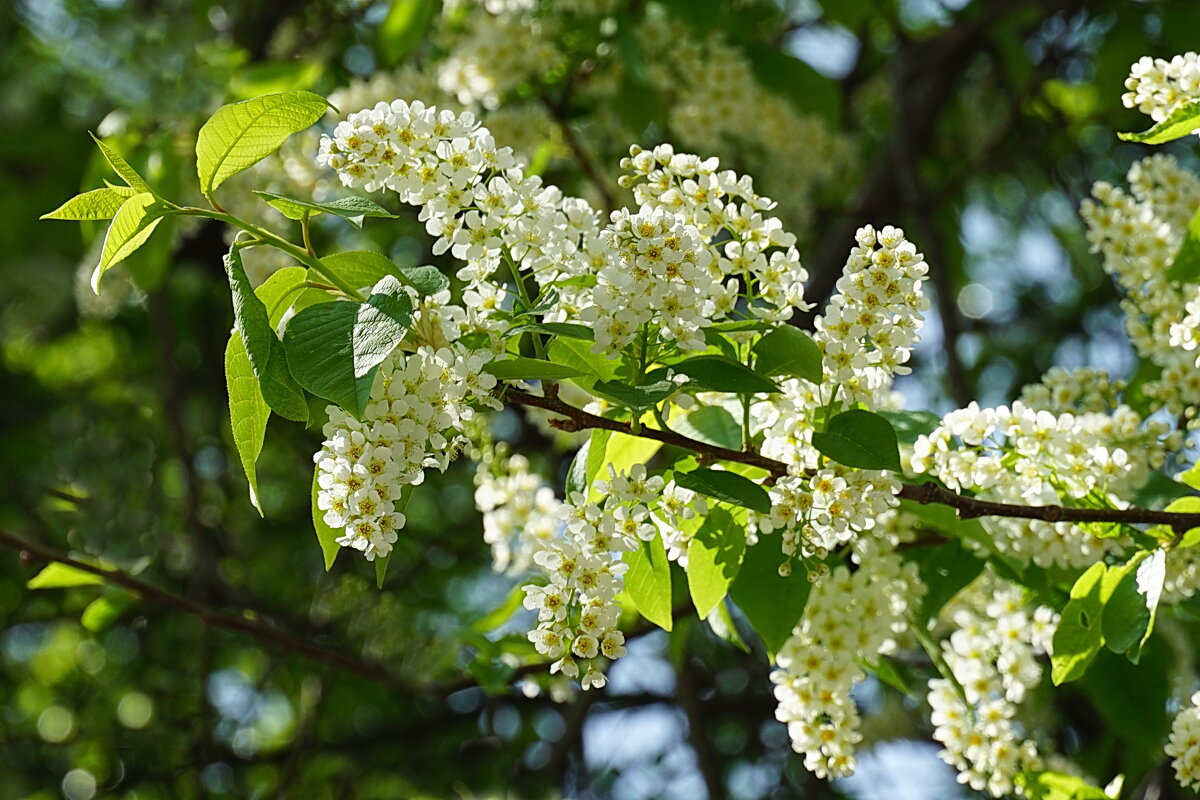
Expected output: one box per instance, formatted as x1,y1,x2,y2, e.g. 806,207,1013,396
1,0,1198,797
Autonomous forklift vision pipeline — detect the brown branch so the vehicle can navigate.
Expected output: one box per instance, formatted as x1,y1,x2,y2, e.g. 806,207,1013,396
539,93,616,215
0,527,409,690
502,392,1200,535
505,388,787,478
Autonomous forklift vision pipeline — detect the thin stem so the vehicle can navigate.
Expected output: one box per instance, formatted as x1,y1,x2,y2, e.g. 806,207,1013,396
0,527,404,688
502,247,548,360
301,210,316,258
177,207,364,301
501,388,1200,534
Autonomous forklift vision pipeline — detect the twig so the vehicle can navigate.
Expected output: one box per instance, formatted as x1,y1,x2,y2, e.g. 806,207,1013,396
0,527,409,689
505,388,787,477
501,391,1200,535
539,93,616,215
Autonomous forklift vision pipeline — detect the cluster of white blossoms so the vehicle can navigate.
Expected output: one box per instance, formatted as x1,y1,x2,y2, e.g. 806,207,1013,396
620,143,809,323
1081,154,1200,414
474,451,563,575
437,6,560,110
1167,692,1200,789
814,225,931,408
911,400,1172,568
314,344,498,561
927,575,1058,797
627,6,852,230
1017,366,1125,415
736,225,925,561
753,464,899,564
1123,51,1200,130
584,206,717,354
771,538,922,778
521,464,709,687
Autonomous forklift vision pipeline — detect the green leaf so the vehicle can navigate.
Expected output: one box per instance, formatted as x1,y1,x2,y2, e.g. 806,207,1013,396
506,321,595,341
225,246,310,423
396,265,450,297
255,266,309,329
1167,206,1200,284
566,431,615,499
707,319,774,333
311,467,341,570
1167,496,1200,548
229,60,324,99
379,0,435,65
751,326,823,383
670,355,780,395
592,379,676,410
686,507,746,618
547,337,620,388
624,537,673,631
861,656,911,696
471,585,528,633
375,553,390,588
315,250,400,293
1180,462,1200,492
80,593,130,632
1118,98,1200,144
705,599,750,653
89,132,151,192
41,187,131,221
253,191,398,229
1051,562,1107,685
309,251,450,299
225,333,270,516
1102,549,1164,662
196,91,332,195
484,357,587,381
283,276,414,418
28,562,105,590
1079,642,1172,779
811,409,902,471
905,539,986,624
673,468,772,514
878,409,942,445
589,431,661,502
730,541,810,654
673,405,742,450
1016,771,1112,800
92,192,165,293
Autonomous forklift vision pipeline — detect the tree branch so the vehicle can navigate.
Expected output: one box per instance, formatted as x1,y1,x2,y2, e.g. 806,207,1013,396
505,388,787,478
540,92,617,215
0,527,409,689
502,391,1200,535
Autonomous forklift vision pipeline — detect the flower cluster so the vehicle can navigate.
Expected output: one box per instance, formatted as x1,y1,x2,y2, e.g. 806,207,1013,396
521,464,709,687
474,451,563,575
771,540,922,779
1167,691,1200,789
626,7,853,230
926,575,1058,797
1017,366,1125,415
583,206,717,354
1123,52,1200,131
437,6,560,110
911,400,1173,568
314,344,497,561
814,225,930,409
753,464,899,562
1081,155,1200,414
522,464,654,688
620,143,809,323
